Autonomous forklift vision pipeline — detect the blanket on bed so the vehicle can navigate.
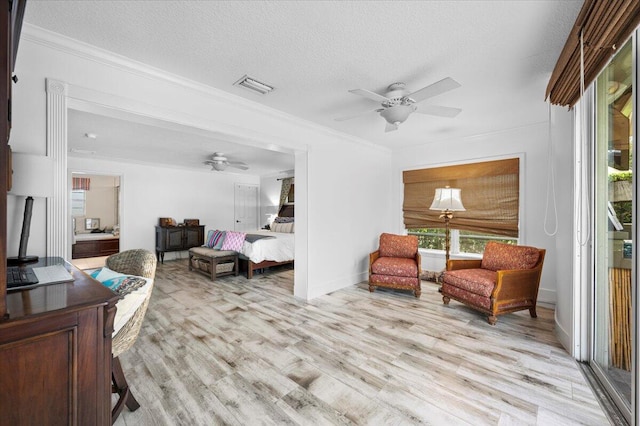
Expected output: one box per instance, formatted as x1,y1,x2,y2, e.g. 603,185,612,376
245,233,275,244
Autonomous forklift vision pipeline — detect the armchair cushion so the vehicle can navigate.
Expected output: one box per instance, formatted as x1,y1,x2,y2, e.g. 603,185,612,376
379,233,418,258
480,241,540,271
443,268,496,297
370,274,420,288
371,257,418,277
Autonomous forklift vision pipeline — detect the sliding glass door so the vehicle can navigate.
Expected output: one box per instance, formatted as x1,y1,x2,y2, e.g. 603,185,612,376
592,38,635,420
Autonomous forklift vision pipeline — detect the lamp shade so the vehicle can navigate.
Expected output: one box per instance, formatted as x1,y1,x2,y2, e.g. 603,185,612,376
9,153,54,198
429,187,465,211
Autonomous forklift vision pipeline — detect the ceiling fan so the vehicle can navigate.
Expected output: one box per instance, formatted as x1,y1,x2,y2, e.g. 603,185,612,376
336,77,462,132
204,152,249,171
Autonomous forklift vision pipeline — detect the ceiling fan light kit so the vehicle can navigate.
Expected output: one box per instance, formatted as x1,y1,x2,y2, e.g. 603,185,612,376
337,77,462,132
203,152,249,171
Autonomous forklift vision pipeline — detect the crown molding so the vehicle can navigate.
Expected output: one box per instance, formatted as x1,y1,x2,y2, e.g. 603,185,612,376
21,24,390,154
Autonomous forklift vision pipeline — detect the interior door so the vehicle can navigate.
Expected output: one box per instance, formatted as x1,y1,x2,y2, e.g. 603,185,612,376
234,183,259,232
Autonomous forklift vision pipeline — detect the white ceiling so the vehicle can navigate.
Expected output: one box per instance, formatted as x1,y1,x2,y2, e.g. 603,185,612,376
24,0,581,174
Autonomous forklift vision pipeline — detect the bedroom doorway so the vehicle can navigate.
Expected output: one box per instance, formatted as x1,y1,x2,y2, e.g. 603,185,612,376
234,183,259,232
69,172,122,270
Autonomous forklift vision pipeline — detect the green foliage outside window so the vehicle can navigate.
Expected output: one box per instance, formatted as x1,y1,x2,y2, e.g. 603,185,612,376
408,228,517,254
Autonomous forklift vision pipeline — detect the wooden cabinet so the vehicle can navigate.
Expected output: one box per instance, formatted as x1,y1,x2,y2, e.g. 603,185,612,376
72,237,120,259
155,225,204,263
0,258,118,425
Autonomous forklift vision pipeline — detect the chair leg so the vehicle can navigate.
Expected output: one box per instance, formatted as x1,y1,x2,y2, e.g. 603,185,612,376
112,356,140,423
442,295,450,305
414,288,421,298
529,307,537,318
368,284,375,293
487,315,497,325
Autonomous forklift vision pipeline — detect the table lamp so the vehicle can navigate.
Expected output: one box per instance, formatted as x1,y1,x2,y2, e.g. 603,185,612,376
7,153,54,265
429,186,465,266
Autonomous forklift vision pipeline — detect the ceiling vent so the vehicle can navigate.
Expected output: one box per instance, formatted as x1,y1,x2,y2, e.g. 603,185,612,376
233,75,274,95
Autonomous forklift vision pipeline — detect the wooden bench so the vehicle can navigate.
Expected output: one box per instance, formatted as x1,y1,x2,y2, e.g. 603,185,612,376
188,247,238,281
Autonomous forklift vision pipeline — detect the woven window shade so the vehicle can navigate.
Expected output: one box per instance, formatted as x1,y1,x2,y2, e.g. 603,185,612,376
403,158,520,237
546,0,640,107
72,177,90,191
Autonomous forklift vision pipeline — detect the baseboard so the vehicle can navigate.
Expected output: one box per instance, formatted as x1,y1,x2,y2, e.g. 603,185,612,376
306,271,368,300
537,287,556,308
554,312,573,354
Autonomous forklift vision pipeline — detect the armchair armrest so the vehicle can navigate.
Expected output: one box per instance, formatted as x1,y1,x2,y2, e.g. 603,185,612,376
447,259,482,271
492,267,542,301
369,250,380,274
415,251,422,277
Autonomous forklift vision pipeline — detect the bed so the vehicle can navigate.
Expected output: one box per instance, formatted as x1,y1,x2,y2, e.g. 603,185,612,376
240,230,294,278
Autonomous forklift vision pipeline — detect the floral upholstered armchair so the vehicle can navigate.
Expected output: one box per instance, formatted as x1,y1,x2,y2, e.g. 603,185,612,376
442,241,545,325
369,233,422,298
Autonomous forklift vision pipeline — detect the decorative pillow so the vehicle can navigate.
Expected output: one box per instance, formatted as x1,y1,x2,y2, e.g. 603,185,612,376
205,230,214,247
213,231,226,249
90,267,148,296
271,222,294,233
206,229,225,248
480,241,540,271
274,216,294,223
221,231,246,251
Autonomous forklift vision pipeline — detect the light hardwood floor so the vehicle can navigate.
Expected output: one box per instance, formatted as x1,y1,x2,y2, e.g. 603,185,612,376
114,260,610,425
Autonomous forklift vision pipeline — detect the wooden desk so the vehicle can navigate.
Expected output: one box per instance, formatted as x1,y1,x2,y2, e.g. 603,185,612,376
0,257,119,425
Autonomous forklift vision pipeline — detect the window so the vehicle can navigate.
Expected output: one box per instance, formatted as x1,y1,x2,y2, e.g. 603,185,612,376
408,228,517,254
403,158,520,254
71,190,85,216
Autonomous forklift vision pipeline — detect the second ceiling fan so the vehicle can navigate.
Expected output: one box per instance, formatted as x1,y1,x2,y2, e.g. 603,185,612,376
336,77,462,132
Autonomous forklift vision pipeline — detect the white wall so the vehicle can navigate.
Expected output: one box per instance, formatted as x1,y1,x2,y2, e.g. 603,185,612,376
393,112,574,307
9,26,393,300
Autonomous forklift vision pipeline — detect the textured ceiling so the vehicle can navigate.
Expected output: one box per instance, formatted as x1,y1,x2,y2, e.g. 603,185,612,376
24,1,581,173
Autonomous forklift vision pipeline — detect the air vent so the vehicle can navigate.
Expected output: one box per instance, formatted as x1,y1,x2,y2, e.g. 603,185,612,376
233,75,274,95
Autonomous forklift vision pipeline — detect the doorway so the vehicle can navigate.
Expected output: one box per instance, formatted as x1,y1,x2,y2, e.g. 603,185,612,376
590,38,635,421
69,172,122,270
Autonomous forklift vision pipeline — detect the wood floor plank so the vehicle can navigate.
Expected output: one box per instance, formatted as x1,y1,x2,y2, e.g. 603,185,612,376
113,260,609,425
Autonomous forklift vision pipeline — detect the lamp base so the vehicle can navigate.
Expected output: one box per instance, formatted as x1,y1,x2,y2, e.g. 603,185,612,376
7,255,39,266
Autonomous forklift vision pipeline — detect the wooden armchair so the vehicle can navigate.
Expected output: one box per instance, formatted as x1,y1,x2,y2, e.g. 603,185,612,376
369,233,422,298
442,241,545,325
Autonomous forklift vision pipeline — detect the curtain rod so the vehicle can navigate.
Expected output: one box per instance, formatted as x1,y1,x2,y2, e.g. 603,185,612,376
277,176,294,181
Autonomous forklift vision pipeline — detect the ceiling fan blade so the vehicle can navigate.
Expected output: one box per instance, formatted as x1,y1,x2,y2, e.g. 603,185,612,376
384,122,399,133
349,88,390,103
228,160,248,166
415,105,462,118
335,109,378,121
229,163,249,170
408,77,461,103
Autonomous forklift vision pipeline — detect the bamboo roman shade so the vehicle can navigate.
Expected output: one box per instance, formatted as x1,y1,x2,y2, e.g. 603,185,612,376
403,158,520,237
546,0,640,107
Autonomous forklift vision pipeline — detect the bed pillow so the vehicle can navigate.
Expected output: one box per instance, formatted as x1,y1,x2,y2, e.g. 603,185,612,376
221,231,246,251
206,229,225,248
271,222,294,233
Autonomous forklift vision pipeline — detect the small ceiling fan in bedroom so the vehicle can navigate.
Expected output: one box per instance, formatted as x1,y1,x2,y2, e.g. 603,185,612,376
204,152,249,171
335,77,462,132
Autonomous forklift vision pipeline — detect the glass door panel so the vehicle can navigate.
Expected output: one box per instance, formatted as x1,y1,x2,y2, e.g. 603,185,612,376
593,39,634,418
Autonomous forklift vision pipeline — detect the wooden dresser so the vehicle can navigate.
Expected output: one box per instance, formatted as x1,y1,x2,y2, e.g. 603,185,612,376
155,225,204,263
0,258,118,425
